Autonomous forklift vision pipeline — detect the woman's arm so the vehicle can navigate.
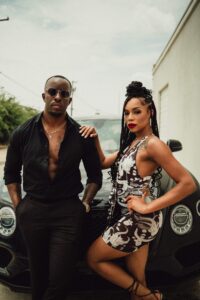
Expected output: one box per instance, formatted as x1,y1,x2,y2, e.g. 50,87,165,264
79,125,118,169
126,138,196,214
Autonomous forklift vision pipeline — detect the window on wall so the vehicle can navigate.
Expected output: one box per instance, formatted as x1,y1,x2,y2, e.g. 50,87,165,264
159,85,169,142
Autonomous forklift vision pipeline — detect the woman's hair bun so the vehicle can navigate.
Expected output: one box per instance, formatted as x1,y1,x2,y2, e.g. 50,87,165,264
131,81,143,88
125,81,152,102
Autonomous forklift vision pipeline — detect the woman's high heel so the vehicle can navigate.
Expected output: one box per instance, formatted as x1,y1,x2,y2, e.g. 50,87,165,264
127,279,166,300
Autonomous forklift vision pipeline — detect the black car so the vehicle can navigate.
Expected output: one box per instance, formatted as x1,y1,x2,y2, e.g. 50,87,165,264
0,116,200,292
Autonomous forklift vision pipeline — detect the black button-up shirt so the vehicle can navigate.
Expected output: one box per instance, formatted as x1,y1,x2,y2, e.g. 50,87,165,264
4,113,102,201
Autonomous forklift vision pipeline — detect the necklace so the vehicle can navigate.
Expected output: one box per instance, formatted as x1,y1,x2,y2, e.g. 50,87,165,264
42,120,66,139
131,133,154,148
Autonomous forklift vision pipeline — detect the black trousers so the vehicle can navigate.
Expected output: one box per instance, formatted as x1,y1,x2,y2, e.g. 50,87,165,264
16,195,86,300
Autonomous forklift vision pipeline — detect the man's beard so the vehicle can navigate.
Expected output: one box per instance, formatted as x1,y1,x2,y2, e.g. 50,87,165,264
48,111,65,117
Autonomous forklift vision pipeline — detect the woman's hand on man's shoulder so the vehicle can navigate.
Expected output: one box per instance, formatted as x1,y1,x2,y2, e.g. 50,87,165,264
79,125,98,138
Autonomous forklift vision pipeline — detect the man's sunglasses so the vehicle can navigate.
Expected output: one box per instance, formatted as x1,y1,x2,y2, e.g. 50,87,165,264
46,88,70,98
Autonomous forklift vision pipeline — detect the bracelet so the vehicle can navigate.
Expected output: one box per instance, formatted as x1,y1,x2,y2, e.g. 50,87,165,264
82,202,90,213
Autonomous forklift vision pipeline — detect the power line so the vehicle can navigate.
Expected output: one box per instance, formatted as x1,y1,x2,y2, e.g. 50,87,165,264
0,71,40,98
0,71,107,114
70,81,108,115
72,95,108,116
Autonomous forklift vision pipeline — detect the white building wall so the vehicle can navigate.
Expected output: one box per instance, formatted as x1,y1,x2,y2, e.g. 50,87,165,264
153,0,200,181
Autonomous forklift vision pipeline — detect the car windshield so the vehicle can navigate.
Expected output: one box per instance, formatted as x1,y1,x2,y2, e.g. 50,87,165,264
78,118,120,153
0,118,121,203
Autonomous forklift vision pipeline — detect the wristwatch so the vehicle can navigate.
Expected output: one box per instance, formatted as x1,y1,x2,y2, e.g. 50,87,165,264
82,202,90,213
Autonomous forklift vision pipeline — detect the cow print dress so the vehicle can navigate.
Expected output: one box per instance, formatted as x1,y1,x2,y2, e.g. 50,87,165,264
102,136,163,253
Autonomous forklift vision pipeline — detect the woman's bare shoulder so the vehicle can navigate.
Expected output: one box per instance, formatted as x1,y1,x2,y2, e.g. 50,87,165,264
146,135,171,157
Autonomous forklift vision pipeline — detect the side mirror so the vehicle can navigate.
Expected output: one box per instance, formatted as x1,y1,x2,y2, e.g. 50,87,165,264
167,139,182,152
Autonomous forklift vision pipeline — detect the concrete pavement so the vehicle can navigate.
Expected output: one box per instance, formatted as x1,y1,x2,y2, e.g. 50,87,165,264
0,284,30,300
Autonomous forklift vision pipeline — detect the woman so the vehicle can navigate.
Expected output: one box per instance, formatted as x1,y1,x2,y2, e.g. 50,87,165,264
79,81,196,300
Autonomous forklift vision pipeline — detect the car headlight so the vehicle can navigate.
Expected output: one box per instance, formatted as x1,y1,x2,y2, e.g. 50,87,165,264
170,204,193,235
196,200,200,216
0,207,16,237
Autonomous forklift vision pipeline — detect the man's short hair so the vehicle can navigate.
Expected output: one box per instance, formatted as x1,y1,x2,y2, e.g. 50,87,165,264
45,75,72,92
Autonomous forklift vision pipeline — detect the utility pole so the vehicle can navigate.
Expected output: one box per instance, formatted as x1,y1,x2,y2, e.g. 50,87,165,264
0,17,9,22
0,16,10,95
70,81,77,116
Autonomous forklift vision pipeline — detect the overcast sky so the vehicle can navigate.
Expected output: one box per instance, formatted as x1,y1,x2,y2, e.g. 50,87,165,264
0,0,190,116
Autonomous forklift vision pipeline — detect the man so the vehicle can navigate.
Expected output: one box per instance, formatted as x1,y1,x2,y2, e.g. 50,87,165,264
4,75,102,300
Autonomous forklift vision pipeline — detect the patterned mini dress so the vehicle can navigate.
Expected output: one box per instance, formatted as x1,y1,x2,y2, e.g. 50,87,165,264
102,136,163,253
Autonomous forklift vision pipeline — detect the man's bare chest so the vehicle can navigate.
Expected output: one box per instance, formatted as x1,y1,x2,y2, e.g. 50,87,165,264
47,131,65,161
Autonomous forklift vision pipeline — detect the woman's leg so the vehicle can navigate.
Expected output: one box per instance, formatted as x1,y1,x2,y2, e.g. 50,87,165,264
87,237,162,300
125,244,149,300
125,244,149,286
87,236,133,288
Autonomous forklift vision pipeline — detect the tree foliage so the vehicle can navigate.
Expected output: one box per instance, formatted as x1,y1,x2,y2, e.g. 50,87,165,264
0,91,38,144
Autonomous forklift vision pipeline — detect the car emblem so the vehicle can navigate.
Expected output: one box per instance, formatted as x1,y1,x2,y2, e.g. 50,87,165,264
170,204,193,235
0,207,16,237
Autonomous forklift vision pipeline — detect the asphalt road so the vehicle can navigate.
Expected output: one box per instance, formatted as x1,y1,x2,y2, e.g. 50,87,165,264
1,272,200,300
0,147,200,299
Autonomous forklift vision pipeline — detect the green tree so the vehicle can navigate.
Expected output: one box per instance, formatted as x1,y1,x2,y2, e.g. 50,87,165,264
0,91,38,144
